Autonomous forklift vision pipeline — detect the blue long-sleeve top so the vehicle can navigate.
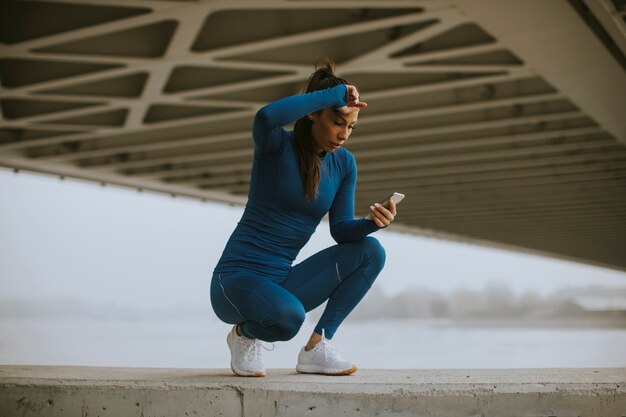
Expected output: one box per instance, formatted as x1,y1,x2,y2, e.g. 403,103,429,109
213,84,380,279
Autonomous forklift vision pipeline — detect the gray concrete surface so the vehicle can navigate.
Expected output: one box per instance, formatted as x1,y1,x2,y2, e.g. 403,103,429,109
1,366,625,416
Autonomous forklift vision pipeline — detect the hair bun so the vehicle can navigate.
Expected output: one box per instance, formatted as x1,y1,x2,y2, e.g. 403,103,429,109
300,57,348,94
315,58,336,77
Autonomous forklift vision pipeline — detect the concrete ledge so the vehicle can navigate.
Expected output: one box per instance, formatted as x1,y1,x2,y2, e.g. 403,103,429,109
1,366,624,416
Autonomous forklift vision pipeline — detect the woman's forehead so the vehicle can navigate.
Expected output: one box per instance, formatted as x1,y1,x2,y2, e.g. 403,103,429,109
329,108,359,123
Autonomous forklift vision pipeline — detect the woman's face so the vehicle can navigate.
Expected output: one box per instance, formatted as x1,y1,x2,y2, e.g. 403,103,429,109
308,108,359,154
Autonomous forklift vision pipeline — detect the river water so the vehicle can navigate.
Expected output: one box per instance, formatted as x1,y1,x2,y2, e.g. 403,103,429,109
1,315,624,370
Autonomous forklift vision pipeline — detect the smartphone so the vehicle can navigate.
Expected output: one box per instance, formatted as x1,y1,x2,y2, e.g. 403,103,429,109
365,192,405,220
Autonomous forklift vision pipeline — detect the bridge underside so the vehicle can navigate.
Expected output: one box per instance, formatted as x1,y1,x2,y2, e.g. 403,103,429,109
1,0,625,270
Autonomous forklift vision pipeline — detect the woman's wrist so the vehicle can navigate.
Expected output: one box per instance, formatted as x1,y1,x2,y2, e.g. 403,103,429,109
330,84,349,108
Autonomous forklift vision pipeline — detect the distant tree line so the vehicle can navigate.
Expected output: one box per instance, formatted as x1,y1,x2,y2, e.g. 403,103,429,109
308,283,622,323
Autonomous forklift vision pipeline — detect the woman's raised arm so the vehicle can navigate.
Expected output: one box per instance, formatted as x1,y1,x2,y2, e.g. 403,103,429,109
252,84,348,159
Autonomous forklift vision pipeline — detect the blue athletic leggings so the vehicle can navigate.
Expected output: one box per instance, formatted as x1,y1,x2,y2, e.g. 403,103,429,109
210,236,385,342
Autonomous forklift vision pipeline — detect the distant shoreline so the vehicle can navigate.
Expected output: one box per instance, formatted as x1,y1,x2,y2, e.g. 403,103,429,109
345,314,626,329
2,294,625,330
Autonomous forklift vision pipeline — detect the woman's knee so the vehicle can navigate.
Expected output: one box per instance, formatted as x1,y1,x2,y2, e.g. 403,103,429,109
361,236,386,271
270,303,306,341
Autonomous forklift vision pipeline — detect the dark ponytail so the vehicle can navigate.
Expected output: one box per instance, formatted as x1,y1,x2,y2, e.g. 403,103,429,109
294,58,349,200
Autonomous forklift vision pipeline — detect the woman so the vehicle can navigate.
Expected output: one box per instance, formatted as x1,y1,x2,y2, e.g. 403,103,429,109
210,59,398,377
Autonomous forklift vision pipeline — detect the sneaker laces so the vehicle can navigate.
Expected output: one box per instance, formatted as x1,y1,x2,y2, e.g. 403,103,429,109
239,336,275,362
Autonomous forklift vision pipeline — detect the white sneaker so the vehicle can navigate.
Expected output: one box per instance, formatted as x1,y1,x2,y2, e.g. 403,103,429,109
227,324,275,377
296,329,357,375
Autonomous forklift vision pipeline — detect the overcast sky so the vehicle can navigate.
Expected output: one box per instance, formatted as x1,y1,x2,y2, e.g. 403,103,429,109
1,169,625,311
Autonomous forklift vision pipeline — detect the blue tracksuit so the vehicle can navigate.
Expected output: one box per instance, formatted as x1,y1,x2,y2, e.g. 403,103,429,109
210,84,386,342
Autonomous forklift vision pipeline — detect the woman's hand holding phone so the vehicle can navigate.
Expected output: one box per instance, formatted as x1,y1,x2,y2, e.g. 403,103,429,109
368,198,397,228
365,192,404,228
